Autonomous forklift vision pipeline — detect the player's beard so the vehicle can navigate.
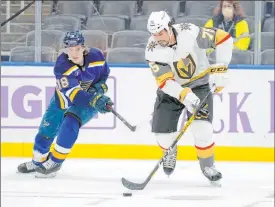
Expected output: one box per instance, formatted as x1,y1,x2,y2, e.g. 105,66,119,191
158,40,169,47
158,31,172,47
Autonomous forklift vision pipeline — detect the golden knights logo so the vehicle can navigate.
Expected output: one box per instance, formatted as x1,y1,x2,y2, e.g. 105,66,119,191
147,41,158,52
173,54,196,79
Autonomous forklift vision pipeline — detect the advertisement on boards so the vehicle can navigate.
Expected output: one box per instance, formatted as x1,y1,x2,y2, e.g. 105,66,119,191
1,65,274,161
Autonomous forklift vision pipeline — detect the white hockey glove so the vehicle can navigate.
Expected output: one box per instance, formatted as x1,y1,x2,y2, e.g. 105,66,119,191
180,88,200,114
180,88,210,118
209,64,229,93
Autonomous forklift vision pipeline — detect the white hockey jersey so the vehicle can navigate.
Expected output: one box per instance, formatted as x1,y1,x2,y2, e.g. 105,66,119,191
145,23,233,100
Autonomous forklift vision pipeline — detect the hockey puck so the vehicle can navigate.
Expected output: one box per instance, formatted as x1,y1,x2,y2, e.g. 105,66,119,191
123,193,132,197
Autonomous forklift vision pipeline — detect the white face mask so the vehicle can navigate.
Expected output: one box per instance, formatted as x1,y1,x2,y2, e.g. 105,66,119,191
222,7,234,19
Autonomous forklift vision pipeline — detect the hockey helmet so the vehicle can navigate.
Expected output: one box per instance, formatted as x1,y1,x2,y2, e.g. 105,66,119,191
63,31,85,47
147,11,172,35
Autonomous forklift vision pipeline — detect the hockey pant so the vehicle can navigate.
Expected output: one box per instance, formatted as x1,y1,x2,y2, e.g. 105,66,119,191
151,84,215,169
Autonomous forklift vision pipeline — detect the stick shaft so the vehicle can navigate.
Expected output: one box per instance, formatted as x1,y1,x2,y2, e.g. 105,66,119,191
121,87,215,190
108,106,136,132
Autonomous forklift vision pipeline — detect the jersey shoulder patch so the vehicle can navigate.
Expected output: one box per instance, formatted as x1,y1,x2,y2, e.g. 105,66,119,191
146,37,159,53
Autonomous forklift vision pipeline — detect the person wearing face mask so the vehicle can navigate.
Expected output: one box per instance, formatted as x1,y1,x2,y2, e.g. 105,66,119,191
204,0,250,50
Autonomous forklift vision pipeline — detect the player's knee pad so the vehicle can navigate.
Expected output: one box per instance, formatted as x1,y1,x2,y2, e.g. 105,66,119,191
155,132,178,150
190,120,213,147
65,104,98,127
190,120,214,159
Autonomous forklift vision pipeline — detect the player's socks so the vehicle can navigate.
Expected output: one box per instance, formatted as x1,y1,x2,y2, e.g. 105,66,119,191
35,115,80,175
51,115,80,163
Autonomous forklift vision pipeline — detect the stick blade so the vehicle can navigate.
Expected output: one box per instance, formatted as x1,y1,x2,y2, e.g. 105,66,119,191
130,126,137,132
121,177,145,190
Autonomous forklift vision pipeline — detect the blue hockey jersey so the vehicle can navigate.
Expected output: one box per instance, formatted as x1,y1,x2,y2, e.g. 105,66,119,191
54,48,110,109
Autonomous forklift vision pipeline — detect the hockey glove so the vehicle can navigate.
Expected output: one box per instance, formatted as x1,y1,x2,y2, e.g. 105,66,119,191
196,103,209,119
180,88,200,114
89,94,113,114
180,88,209,118
88,81,108,95
209,64,229,93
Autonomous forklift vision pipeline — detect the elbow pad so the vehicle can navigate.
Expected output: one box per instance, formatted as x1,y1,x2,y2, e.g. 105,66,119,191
215,36,234,65
161,79,183,100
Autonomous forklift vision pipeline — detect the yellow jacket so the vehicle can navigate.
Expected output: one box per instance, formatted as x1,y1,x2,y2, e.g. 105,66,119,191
204,17,250,50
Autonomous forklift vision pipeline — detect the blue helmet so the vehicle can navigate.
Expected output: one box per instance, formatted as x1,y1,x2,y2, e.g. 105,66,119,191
63,31,85,47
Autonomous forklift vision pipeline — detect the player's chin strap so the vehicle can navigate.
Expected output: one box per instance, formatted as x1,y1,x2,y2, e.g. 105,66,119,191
121,84,216,191
166,27,174,47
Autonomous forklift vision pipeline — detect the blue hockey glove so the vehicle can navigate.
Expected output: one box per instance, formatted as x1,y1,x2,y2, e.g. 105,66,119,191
88,81,108,95
89,94,113,114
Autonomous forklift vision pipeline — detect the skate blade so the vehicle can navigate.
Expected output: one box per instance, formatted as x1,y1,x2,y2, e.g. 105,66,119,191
16,170,35,174
35,171,57,178
210,180,222,187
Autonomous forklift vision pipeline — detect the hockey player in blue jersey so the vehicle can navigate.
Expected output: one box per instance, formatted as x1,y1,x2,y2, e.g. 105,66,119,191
17,31,113,177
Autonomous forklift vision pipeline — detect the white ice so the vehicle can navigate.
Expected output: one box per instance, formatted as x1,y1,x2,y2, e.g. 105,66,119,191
1,158,274,207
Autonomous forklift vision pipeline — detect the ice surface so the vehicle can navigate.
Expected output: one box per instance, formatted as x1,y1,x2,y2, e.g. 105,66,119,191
1,158,274,207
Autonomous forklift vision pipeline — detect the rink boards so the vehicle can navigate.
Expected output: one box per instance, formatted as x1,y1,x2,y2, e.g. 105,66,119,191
1,63,274,162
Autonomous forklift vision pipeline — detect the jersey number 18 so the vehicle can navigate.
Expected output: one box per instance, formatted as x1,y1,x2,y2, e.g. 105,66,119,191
56,77,69,90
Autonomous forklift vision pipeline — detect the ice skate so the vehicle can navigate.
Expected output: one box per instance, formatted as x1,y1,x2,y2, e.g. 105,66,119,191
35,158,61,178
163,146,177,176
202,165,222,187
17,161,37,173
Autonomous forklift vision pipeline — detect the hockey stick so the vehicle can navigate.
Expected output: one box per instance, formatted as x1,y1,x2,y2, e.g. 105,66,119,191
107,105,137,132
121,86,216,190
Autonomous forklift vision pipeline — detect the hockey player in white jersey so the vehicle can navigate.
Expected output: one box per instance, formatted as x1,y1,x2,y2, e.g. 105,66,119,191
145,11,233,185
